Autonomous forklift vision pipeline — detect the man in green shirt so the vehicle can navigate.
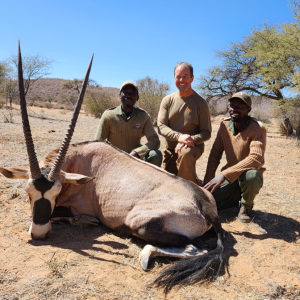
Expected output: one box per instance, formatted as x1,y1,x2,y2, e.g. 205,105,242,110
157,62,212,185
95,81,162,167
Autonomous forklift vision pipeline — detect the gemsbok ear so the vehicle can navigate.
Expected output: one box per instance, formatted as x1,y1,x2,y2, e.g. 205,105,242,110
0,167,29,179
61,171,94,185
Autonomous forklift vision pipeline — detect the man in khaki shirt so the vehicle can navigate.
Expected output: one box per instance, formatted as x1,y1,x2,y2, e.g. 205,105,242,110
157,62,211,185
95,81,162,167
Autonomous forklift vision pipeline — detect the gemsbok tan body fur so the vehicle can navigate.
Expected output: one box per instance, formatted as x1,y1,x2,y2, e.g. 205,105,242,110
0,42,225,293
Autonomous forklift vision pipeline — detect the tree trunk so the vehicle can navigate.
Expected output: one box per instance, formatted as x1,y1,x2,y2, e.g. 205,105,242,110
278,99,293,136
283,117,294,136
296,124,300,139
274,96,294,137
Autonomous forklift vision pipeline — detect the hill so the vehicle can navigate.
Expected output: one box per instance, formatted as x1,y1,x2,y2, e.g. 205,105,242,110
26,78,119,102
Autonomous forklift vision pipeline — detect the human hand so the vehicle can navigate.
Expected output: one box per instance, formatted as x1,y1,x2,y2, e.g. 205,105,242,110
129,151,140,158
178,134,194,147
203,174,226,193
175,142,187,154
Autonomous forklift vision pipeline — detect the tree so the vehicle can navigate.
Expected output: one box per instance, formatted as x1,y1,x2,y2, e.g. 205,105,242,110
0,65,17,123
61,78,102,110
0,62,7,79
59,93,78,109
62,78,100,93
61,78,82,94
281,97,300,136
2,77,18,108
8,53,53,96
136,77,170,125
196,21,300,136
0,62,9,94
288,0,300,21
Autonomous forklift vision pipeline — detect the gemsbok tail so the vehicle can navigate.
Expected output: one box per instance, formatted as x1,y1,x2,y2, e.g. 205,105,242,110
153,227,225,294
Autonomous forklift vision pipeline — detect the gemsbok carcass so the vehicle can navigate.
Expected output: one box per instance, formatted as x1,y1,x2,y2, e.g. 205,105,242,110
0,42,225,293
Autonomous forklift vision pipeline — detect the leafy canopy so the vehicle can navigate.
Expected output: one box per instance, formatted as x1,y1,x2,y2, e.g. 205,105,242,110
196,21,300,102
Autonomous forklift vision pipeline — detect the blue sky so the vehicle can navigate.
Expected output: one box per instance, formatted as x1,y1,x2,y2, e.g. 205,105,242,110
0,0,296,91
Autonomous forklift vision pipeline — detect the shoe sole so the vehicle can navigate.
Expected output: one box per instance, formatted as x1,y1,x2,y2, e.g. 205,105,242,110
237,216,252,223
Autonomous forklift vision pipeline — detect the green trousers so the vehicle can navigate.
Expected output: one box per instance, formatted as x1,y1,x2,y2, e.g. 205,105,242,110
213,169,263,210
142,149,163,167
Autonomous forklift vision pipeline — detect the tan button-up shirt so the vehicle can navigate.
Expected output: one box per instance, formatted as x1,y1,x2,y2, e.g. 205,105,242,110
94,105,160,158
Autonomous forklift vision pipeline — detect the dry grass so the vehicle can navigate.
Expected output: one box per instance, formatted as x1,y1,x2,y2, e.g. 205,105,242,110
0,106,300,299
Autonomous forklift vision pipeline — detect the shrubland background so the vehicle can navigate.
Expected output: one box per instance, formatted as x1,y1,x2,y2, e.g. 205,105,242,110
0,75,297,143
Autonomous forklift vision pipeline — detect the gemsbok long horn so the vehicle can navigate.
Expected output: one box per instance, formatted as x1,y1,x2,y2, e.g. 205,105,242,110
18,41,42,179
48,54,94,180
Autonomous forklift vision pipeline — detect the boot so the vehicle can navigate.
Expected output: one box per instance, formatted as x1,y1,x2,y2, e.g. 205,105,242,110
238,205,252,223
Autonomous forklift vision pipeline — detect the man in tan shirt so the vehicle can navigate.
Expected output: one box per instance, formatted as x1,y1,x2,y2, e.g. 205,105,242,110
203,92,266,222
157,62,211,185
95,81,162,167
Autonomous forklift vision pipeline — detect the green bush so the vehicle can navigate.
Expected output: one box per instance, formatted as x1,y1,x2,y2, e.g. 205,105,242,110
45,102,53,109
84,88,118,118
136,77,170,125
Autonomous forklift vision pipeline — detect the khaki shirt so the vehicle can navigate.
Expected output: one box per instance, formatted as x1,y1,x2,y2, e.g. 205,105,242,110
204,117,266,184
94,105,160,158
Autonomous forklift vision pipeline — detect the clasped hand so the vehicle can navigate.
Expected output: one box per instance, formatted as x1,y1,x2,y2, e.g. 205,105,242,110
175,134,195,154
129,151,140,158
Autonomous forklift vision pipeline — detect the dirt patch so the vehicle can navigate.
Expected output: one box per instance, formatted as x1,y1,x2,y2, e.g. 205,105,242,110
0,107,300,299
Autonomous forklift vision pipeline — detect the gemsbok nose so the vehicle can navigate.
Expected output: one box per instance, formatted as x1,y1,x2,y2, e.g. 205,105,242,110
29,222,52,240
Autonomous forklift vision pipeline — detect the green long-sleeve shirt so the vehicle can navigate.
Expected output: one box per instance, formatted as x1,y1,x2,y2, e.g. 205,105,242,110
157,91,212,149
94,105,160,158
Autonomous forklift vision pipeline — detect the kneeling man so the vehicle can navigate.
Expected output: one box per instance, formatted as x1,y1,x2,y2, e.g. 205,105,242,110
95,81,162,167
203,92,266,222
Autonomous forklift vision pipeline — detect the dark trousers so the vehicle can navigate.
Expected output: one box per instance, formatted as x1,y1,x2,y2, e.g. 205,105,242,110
142,150,163,167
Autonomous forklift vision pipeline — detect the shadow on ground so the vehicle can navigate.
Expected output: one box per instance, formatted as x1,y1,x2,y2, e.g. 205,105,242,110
27,217,239,279
218,207,300,243
28,222,134,266
26,205,300,279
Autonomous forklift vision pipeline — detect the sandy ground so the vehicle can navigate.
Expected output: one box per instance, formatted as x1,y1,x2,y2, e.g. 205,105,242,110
0,106,300,300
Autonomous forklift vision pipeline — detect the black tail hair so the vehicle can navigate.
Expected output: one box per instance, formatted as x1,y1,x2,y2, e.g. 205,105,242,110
153,231,224,294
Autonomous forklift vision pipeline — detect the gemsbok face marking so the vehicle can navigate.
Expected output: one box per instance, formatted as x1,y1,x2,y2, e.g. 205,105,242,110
26,175,60,239
3,41,94,239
